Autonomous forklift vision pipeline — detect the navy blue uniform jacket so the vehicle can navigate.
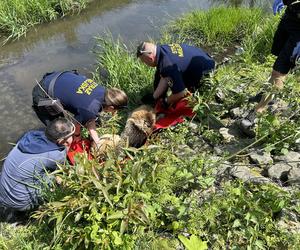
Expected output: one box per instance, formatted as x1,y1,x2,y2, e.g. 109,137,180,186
43,72,106,124
154,44,215,94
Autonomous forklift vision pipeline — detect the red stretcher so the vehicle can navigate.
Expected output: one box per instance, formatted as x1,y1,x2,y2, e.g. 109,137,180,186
154,98,195,131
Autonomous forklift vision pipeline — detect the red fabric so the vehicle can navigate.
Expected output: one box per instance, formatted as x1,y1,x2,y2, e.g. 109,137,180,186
67,139,93,165
154,98,195,130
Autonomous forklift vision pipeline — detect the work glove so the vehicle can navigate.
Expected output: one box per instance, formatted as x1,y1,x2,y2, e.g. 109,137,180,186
291,42,300,64
272,0,284,15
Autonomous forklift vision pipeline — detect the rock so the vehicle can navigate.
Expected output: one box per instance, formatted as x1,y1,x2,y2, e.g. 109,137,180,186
274,151,300,168
207,115,225,130
277,219,300,234
215,88,226,103
175,144,196,160
295,138,300,152
279,208,299,222
221,57,231,65
187,136,212,153
235,46,245,56
267,163,291,180
213,146,223,155
188,122,198,132
211,161,231,177
249,151,273,167
217,138,255,155
230,107,243,119
267,99,289,115
230,165,270,184
219,127,235,143
287,167,300,185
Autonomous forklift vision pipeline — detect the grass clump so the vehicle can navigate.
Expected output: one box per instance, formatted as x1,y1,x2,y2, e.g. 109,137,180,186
0,0,89,42
242,14,280,62
94,37,154,106
187,182,300,249
169,7,264,48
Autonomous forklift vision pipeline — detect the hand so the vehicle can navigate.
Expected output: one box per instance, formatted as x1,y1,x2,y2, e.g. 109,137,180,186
273,0,284,15
73,133,81,142
291,42,300,64
157,97,169,110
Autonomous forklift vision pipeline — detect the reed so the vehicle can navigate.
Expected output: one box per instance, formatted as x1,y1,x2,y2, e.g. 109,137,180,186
0,0,88,42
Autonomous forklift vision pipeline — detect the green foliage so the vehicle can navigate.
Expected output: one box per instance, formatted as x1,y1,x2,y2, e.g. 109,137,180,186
94,37,153,106
169,7,264,48
29,133,214,249
187,182,299,249
242,14,280,62
0,223,46,250
0,0,88,41
178,235,208,250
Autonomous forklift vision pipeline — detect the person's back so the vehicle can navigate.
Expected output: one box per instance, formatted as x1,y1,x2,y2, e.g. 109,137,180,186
41,71,106,125
156,44,215,91
0,118,74,211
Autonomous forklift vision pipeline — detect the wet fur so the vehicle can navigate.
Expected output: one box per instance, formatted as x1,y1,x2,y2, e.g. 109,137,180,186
95,134,121,158
122,105,156,148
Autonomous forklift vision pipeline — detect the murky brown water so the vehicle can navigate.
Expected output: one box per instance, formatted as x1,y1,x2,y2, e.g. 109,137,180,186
0,0,271,160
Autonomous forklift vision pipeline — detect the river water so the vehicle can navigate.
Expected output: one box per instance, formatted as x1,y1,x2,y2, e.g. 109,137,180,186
0,0,271,160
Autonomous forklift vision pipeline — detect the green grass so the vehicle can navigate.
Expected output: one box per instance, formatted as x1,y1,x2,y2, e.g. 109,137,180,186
93,37,154,106
0,0,89,42
169,7,265,48
242,14,280,62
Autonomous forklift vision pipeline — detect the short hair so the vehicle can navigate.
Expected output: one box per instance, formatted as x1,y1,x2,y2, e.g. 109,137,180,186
45,117,75,143
104,88,128,109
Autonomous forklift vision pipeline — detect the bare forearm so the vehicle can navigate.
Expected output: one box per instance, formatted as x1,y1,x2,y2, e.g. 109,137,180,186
167,90,187,105
86,119,100,144
153,77,169,100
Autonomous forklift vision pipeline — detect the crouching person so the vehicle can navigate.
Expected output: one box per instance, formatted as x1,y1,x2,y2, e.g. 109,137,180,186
0,117,74,213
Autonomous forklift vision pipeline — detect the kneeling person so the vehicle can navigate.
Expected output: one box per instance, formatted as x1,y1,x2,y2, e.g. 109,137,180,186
0,118,74,211
137,42,215,107
32,71,128,148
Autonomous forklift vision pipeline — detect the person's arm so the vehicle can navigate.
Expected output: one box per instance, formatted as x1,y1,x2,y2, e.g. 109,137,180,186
86,119,101,145
153,77,169,100
167,89,188,106
72,122,82,142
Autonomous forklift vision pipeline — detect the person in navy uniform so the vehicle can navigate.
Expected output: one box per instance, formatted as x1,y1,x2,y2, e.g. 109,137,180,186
32,71,128,148
241,0,300,135
136,42,215,107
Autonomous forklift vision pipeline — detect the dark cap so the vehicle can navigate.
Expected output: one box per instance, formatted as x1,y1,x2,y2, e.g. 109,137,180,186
136,42,152,58
136,42,145,58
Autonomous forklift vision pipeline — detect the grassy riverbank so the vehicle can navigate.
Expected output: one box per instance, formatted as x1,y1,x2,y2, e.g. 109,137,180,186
0,0,90,42
1,7,300,250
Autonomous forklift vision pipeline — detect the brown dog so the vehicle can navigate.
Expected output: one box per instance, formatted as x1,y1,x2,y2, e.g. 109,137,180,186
122,105,156,148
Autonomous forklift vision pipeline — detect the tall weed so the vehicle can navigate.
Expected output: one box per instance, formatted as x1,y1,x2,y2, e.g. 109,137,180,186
0,0,88,41
169,7,264,48
242,14,280,62
94,37,153,105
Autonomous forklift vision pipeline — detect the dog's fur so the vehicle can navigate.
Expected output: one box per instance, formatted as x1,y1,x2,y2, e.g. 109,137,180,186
122,105,156,148
95,134,121,158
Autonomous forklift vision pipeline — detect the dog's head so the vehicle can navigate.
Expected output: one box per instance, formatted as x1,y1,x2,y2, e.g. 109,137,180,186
122,105,156,148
